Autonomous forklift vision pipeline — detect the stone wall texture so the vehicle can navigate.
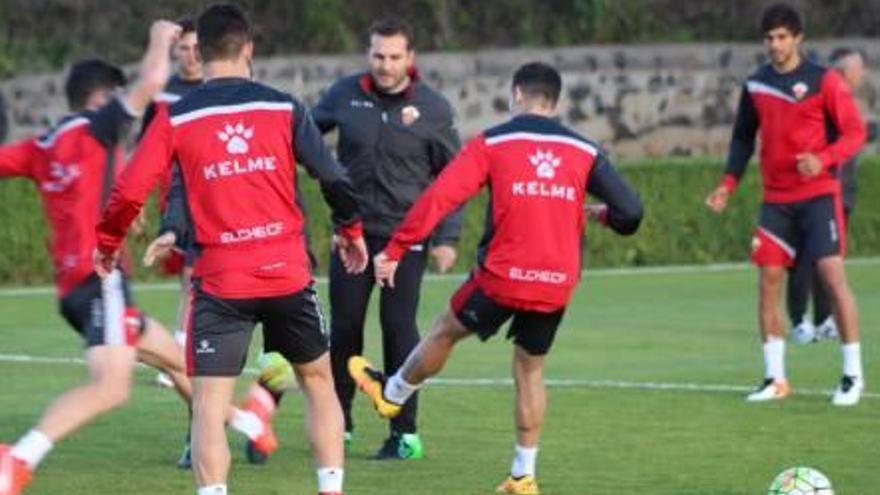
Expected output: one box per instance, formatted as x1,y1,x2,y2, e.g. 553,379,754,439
2,40,878,158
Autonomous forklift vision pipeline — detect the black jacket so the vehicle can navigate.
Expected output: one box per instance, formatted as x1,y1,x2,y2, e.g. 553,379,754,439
312,70,462,243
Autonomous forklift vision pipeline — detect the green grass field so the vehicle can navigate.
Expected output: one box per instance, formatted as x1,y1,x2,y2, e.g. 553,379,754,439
0,262,877,495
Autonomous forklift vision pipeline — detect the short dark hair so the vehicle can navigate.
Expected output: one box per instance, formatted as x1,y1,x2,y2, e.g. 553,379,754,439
64,59,126,111
177,15,196,35
369,17,414,49
197,3,252,62
760,3,803,36
512,62,562,106
830,47,864,65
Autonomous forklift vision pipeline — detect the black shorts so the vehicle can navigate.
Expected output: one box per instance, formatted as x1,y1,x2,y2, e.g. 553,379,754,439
59,271,146,348
449,277,565,356
186,283,329,376
752,194,845,267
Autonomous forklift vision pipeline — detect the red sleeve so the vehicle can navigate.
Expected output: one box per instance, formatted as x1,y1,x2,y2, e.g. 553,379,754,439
816,70,867,169
0,138,40,179
96,105,174,254
384,134,491,261
720,173,739,193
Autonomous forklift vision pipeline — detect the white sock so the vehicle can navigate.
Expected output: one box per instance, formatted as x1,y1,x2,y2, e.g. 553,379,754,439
11,429,53,470
197,484,227,495
841,342,863,379
384,373,420,405
174,329,187,349
229,409,264,440
763,337,785,380
317,467,344,493
510,444,538,478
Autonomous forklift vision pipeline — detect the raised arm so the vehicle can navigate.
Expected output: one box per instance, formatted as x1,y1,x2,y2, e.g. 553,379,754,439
120,20,182,118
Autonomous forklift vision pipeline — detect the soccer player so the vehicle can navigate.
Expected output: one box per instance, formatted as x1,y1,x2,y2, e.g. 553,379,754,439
705,4,867,405
0,20,195,495
94,5,367,495
143,15,205,390
140,25,294,464
312,17,462,459
787,47,867,344
349,62,643,494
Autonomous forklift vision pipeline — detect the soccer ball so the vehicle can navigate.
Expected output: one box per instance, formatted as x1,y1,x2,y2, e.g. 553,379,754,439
767,467,835,495
257,351,295,392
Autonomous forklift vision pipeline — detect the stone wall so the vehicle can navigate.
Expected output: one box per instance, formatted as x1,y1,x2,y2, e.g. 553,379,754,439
2,40,878,158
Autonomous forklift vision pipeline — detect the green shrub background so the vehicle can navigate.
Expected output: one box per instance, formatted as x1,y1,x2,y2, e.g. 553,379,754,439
2,156,877,286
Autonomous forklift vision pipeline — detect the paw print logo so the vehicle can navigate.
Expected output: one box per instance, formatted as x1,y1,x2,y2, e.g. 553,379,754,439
217,123,254,155
528,149,561,179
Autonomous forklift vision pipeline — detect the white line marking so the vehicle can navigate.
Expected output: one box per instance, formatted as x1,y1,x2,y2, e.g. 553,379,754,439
0,353,875,399
3,257,880,297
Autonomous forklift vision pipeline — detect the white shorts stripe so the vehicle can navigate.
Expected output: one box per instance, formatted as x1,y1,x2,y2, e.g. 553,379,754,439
485,132,598,156
758,227,796,258
170,101,294,127
100,270,126,346
307,289,327,336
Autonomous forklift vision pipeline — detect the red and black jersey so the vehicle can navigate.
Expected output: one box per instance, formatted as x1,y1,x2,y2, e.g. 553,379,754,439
384,114,642,312
97,77,362,299
0,99,135,297
722,60,866,203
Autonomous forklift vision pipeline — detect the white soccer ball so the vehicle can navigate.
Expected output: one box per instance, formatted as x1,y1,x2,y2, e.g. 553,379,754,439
767,467,835,495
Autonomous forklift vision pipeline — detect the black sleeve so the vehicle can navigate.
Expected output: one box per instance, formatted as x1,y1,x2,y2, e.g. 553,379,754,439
89,97,136,148
311,83,340,134
428,102,464,245
0,93,9,144
158,164,193,249
586,154,643,236
292,99,360,227
724,85,758,180
138,102,158,141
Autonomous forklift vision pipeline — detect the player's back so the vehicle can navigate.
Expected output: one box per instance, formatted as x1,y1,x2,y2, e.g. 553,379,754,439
32,107,129,296
476,114,599,309
161,78,310,298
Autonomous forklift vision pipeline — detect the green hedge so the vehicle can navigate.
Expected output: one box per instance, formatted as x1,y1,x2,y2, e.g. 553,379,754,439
2,157,878,285
586,156,880,267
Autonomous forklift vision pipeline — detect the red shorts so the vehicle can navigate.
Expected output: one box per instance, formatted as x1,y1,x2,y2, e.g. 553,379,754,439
751,195,845,267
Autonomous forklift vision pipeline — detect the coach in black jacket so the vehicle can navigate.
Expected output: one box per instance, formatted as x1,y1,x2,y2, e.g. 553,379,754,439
312,17,462,459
